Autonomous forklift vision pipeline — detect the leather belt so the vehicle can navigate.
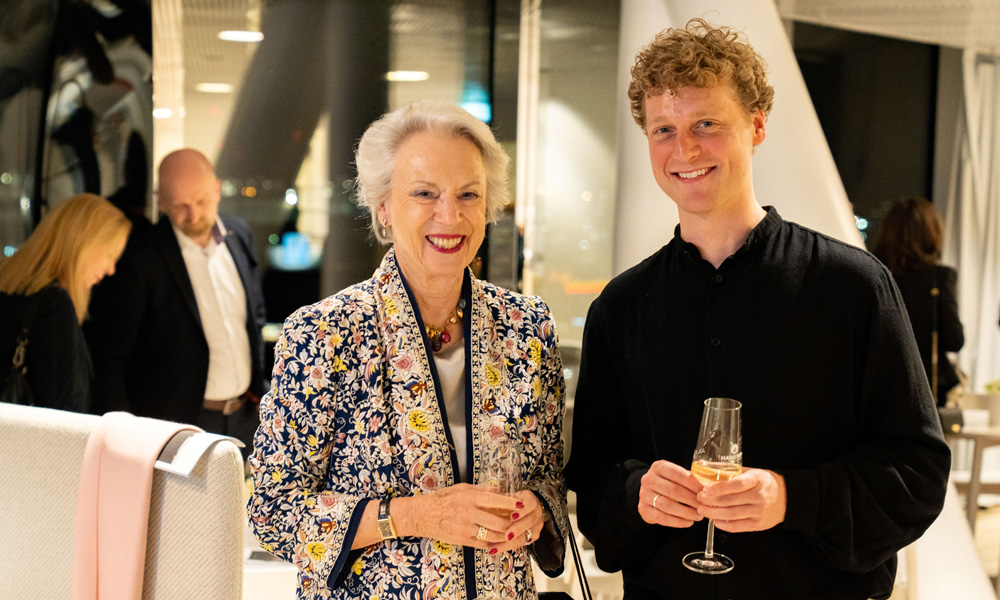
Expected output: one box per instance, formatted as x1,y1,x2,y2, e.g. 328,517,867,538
203,393,247,416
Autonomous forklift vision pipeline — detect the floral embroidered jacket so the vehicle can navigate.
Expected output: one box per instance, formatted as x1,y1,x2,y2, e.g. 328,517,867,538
248,248,568,600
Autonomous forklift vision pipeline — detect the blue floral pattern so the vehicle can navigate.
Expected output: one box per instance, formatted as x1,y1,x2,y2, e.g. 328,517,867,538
248,248,568,599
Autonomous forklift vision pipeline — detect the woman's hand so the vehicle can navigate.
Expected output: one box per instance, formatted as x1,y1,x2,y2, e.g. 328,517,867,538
484,489,547,553
395,484,523,552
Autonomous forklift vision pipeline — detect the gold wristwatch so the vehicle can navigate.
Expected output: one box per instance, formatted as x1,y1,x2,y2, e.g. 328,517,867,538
377,498,397,540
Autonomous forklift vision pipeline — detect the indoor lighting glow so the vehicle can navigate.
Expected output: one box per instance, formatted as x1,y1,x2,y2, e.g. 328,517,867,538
385,71,430,82
219,30,264,42
153,108,173,119
195,83,233,94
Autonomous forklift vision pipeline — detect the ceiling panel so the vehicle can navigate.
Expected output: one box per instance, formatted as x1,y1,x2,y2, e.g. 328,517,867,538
777,0,1000,52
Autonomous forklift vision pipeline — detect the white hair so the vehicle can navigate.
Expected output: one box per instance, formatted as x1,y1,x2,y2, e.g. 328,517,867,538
354,99,510,244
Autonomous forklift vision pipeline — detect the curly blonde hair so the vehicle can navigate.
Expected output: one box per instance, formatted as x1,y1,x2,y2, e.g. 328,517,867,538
628,18,774,130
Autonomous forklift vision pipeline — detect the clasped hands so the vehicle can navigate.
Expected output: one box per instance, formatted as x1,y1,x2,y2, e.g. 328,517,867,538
638,460,787,532
418,484,546,554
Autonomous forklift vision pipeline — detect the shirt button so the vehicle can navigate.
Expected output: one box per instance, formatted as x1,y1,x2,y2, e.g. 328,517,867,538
711,337,721,347
715,274,723,283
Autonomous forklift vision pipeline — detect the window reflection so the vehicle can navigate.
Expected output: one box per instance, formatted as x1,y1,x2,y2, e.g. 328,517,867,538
161,0,500,324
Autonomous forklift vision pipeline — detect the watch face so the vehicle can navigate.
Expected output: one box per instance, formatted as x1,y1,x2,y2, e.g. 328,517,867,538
378,500,396,539
378,518,395,540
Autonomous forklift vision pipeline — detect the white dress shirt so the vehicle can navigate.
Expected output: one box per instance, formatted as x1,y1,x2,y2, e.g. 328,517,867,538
173,220,252,401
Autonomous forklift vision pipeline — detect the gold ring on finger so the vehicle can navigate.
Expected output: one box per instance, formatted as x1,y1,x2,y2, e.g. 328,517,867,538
476,525,489,542
525,528,533,543
653,494,660,509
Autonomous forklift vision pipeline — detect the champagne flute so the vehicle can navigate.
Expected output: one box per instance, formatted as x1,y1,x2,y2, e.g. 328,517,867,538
682,397,742,574
475,432,521,600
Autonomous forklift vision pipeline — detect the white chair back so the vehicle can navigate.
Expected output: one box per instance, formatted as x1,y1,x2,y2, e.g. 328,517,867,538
0,403,245,599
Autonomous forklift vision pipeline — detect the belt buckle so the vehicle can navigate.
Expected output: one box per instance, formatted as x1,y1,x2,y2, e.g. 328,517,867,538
222,396,242,416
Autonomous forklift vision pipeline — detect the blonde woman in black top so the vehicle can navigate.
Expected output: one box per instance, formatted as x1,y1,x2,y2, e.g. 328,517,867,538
0,193,130,411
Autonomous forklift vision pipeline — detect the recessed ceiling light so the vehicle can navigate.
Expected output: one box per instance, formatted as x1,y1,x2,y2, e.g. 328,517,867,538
195,83,234,94
385,70,430,82
219,30,264,42
153,108,173,119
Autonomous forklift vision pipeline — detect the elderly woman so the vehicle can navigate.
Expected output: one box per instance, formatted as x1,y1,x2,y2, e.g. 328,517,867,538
249,100,568,599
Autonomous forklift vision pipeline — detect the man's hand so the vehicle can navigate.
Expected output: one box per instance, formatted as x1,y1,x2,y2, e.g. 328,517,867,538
696,468,787,533
638,460,705,528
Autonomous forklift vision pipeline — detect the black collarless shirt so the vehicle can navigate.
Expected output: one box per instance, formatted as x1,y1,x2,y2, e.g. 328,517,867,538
567,207,950,600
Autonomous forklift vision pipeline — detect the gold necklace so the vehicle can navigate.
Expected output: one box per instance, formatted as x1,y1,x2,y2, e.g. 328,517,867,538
425,299,466,352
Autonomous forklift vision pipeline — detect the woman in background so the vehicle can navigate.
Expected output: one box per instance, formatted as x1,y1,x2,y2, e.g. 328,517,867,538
874,196,965,404
0,193,131,412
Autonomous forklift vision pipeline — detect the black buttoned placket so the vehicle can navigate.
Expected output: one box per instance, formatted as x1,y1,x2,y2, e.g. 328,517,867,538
704,269,727,393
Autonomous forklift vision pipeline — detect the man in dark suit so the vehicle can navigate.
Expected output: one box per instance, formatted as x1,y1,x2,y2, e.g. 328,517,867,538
86,148,266,453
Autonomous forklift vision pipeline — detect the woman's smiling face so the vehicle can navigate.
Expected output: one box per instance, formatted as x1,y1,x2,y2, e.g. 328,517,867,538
379,131,487,285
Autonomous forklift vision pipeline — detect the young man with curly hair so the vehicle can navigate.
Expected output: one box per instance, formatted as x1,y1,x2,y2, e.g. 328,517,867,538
566,18,949,599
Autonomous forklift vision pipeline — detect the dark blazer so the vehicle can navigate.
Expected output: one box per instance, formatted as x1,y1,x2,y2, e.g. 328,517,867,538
1,286,91,412
893,264,965,404
85,215,266,424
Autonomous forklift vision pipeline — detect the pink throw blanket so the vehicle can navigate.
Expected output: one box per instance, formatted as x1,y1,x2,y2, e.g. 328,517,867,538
72,412,199,600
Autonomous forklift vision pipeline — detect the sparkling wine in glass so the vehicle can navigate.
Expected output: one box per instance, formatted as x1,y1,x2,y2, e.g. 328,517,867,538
475,432,521,600
682,397,742,575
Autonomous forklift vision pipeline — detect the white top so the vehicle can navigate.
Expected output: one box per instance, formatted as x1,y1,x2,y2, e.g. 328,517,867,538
434,341,467,481
173,220,252,400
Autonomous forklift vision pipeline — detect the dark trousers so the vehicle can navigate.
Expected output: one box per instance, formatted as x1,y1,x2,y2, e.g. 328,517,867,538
196,400,260,461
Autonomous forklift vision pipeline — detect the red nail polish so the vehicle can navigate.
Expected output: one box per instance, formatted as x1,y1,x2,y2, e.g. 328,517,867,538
489,547,498,555
516,501,525,509
511,512,519,520
507,532,515,541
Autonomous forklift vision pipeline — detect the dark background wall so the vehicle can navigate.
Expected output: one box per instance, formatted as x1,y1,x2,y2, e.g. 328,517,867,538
792,21,939,244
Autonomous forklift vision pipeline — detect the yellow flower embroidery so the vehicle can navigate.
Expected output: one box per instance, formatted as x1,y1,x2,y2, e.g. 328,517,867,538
271,469,284,482
408,410,431,433
352,557,365,575
485,364,500,387
532,376,542,399
305,542,326,561
333,356,347,372
432,540,453,556
385,298,399,316
528,339,542,367
306,434,319,447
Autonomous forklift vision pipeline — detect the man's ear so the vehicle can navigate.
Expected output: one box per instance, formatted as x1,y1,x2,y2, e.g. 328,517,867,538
752,110,767,146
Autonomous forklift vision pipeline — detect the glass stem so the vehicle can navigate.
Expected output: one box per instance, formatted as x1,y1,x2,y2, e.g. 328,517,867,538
493,551,501,594
705,519,716,559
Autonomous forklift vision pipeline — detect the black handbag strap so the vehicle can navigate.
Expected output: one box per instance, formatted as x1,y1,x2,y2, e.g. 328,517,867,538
9,291,42,374
566,518,592,600
930,268,940,404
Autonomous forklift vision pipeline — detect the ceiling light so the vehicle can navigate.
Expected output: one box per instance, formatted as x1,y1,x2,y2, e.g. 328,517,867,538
153,108,173,119
385,71,429,82
219,30,263,42
195,83,233,94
